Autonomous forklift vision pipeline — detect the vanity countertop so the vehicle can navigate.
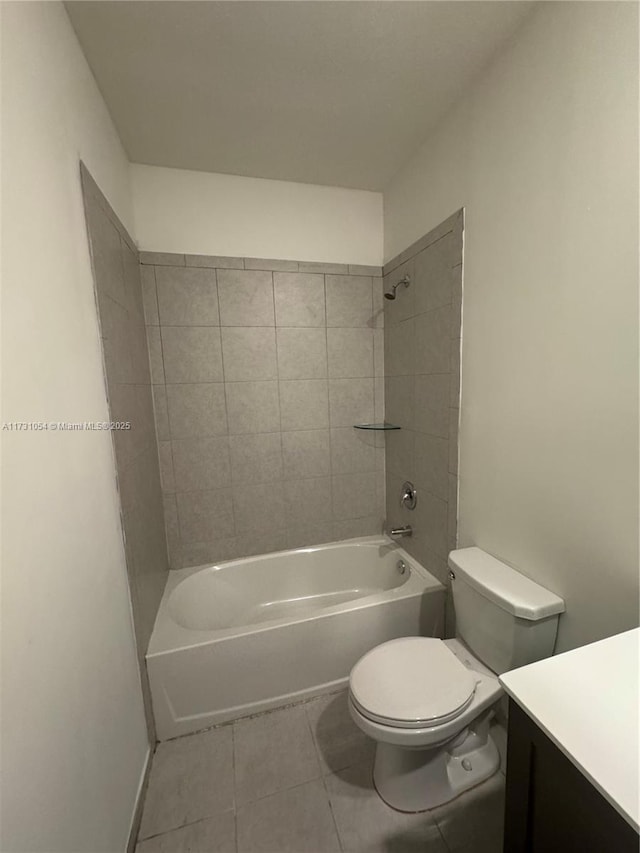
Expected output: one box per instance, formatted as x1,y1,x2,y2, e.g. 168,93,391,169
499,627,639,832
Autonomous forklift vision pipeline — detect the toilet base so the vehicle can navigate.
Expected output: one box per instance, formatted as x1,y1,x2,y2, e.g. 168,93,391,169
372,715,500,812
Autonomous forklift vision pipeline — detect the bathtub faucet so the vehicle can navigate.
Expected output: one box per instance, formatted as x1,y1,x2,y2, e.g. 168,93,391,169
388,525,412,538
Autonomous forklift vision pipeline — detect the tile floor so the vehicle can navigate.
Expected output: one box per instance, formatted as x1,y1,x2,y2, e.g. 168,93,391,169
136,691,507,853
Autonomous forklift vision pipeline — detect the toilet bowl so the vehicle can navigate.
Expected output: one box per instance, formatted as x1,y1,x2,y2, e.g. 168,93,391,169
348,546,565,812
348,636,502,811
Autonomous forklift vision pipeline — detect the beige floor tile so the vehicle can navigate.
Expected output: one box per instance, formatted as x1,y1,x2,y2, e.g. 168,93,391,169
325,759,448,853
138,727,234,839
431,771,506,853
136,812,236,853
233,705,321,805
236,779,340,853
305,691,374,774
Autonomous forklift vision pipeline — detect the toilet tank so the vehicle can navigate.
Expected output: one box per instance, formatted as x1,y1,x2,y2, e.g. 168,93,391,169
448,548,565,675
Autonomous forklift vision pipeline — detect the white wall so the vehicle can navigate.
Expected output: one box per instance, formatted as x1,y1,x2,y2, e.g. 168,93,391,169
131,163,384,265
1,4,149,851
384,2,639,653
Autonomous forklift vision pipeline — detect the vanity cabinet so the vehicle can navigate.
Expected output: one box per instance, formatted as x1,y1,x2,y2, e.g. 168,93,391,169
503,700,638,852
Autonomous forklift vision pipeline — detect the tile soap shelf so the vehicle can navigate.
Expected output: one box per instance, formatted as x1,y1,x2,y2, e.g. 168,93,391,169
353,423,401,431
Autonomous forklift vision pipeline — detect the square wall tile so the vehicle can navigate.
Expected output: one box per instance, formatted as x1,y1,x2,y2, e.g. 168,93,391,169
284,477,333,525
450,337,461,407
372,277,385,329
415,306,451,374
385,375,414,430
233,483,286,532
226,380,280,434
86,201,126,307
449,409,459,475
229,433,283,484
327,328,374,379
163,493,180,555
414,374,449,438
299,261,348,274
146,326,165,384
385,318,415,377
161,326,223,383
325,275,373,327
276,328,327,380
178,537,238,569
152,385,170,441
131,321,152,385
330,428,376,474
101,295,134,384
186,254,243,269
373,328,384,377
158,441,175,493
413,490,449,561
172,435,231,491
414,233,454,315
451,264,463,337
332,472,377,519
221,327,277,381
217,269,274,326
274,272,325,327
374,377,385,423
236,529,288,558
244,257,299,272
140,252,184,267
328,378,374,427
282,430,330,479
176,489,234,543
166,383,227,437
448,473,458,552
333,516,381,540
140,266,159,326
156,266,219,326
286,523,336,549
279,380,329,431
414,433,449,500
385,428,414,479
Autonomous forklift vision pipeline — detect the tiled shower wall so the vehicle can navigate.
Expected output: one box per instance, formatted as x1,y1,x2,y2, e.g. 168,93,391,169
383,210,463,588
81,166,169,738
140,252,386,569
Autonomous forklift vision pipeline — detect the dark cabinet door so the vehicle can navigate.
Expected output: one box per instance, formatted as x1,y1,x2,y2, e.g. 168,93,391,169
504,700,638,853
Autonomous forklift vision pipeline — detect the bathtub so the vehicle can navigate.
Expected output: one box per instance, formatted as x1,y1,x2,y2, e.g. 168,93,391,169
147,536,445,740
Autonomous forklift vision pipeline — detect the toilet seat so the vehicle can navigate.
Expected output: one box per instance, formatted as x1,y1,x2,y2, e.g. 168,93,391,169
349,637,477,729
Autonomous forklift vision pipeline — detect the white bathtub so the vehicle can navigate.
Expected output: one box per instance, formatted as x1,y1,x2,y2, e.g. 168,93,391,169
147,536,445,740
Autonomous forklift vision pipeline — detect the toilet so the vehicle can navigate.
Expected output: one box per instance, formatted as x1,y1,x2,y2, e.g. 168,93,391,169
348,546,565,812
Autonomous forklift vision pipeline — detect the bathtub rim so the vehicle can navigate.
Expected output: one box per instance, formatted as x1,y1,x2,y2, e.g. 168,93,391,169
147,535,444,658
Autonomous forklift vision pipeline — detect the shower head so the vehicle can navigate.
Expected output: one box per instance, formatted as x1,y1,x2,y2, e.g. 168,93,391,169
384,275,411,300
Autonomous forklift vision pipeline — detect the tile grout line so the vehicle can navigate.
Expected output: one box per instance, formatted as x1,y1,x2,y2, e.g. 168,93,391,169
303,704,344,852
150,264,183,566
137,809,237,845
213,266,238,552
271,270,287,546
230,722,239,853
323,274,337,532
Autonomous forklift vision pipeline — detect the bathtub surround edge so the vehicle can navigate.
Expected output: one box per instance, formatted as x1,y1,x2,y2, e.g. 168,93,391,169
80,163,170,742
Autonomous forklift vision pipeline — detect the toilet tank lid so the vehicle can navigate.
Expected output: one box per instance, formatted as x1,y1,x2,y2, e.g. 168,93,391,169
448,547,565,620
